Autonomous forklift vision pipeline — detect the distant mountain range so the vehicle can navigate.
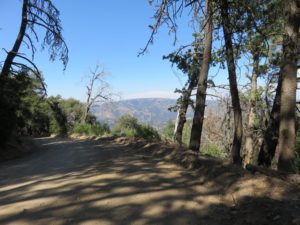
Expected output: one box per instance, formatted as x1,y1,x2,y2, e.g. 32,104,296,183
92,98,218,129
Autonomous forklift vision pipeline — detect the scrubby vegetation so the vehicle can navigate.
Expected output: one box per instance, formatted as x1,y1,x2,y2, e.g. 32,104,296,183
162,119,192,146
72,123,110,136
162,120,175,141
112,115,161,141
162,119,225,159
202,144,227,159
0,73,160,147
0,71,110,146
1,0,299,174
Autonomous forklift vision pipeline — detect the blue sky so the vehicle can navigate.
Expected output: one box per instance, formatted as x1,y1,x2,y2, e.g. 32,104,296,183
0,0,231,101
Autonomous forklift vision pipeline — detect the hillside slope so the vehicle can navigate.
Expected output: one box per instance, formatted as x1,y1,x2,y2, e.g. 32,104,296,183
92,98,218,128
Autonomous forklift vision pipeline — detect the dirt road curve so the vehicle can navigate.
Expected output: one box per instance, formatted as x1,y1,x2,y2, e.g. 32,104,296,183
0,137,299,225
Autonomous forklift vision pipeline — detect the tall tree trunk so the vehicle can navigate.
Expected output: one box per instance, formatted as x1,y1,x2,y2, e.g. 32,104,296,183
220,0,243,164
258,73,282,167
244,53,259,166
277,0,299,172
83,104,91,123
1,0,28,78
189,0,213,151
83,92,92,123
174,79,196,145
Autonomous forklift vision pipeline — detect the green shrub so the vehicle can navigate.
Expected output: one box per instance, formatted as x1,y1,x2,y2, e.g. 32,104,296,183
162,120,175,140
72,122,110,136
182,120,192,147
113,115,139,131
112,115,160,141
161,120,192,145
118,127,138,138
137,124,161,141
203,144,226,159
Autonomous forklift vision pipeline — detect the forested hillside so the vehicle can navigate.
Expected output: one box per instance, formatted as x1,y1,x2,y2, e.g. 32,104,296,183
92,98,219,128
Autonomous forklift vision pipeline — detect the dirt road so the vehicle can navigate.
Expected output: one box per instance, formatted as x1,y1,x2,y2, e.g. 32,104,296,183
0,137,299,225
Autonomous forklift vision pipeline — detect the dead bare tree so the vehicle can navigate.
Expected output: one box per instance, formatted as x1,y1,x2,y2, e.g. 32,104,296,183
1,0,68,90
83,64,112,123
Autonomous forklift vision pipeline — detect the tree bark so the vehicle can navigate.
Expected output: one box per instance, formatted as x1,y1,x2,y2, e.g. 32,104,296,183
83,104,91,124
1,0,28,78
188,0,213,151
277,0,299,172
83,91,92,123
244,53,259,166
174,78,196,145
220,0,243,164
258,73,282,167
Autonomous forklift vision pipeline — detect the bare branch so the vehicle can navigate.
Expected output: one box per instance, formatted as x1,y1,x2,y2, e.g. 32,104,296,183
138,0,168,56
28,24,39,42
139,0,213,56
24,33,36,60
82,63,114,123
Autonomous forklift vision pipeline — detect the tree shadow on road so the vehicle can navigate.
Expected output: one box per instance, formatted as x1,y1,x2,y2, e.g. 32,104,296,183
0,137,299,225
